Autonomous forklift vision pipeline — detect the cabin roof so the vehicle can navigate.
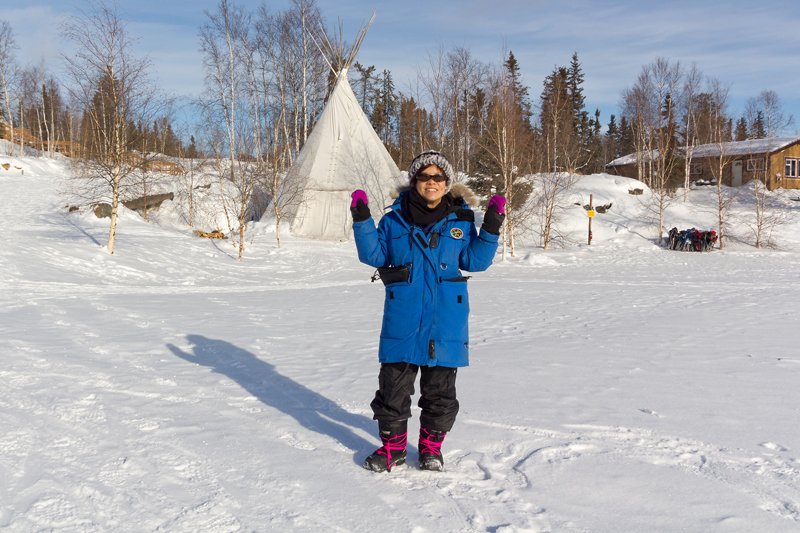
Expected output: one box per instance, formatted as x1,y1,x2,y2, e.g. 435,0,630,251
606,135,800,167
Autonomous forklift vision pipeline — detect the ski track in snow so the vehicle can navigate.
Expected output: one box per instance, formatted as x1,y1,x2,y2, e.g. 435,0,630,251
3,156,800,531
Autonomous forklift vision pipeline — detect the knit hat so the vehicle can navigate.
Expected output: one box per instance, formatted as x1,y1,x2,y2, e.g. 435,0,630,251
408,151,456,185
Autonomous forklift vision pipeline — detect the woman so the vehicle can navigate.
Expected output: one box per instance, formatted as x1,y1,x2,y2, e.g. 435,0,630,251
351,150,505,472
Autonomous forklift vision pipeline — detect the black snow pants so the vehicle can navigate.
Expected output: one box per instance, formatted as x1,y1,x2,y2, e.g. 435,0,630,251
370,362,459,432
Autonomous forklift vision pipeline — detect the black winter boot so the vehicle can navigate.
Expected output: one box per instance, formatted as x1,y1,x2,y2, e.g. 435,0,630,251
419,427,447,471
363,421,408,472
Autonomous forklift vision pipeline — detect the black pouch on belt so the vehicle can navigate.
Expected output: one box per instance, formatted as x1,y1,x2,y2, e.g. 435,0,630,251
371,265,410,285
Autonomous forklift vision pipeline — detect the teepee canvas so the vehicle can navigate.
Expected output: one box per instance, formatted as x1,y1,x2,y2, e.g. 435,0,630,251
289,17,404,241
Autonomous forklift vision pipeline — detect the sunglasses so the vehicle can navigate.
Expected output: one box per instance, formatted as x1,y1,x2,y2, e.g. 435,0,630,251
416,173,447,183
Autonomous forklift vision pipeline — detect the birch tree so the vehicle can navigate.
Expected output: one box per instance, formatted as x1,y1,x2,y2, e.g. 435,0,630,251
680,63,703,201
475,54,534,258
256,1,326,167
415,44,456,151
199,0,257,261
705,78,735,250
62,0,161,254
174,127,207,229
447,46,486,175
0,20,18,154
745,90,794,248
249,6,306,248
535,65,579,250
622,58,683,243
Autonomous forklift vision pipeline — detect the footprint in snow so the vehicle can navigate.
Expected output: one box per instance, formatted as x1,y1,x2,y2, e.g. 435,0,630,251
280,433,316,451
760,442,789,452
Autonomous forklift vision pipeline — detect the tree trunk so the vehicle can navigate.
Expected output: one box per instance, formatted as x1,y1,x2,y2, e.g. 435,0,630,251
108,171,121,254
18,98,23,156
717,173,725,250
188,160,195,228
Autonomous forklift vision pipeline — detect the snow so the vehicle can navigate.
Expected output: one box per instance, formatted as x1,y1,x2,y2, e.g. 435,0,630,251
2,153,800,532
691,136,800,158
606,150,660,167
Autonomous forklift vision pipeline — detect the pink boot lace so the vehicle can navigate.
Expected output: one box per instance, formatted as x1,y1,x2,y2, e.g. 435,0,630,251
376,432,407,470
419,428,446,456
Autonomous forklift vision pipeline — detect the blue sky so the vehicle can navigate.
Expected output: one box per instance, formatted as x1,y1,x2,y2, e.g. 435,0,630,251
2,0,799,133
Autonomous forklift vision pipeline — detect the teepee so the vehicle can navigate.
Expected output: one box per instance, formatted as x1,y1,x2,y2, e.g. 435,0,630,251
288,15,404,241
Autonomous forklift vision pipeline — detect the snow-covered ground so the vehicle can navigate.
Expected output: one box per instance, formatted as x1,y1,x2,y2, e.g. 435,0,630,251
2,153,800,532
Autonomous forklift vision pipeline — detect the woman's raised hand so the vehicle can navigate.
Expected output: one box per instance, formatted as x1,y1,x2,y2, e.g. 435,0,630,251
481,195,506,234
351,190,371,222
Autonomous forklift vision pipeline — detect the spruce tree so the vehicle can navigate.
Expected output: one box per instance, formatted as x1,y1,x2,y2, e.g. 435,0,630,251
567,52,586,137
605,114,620,160
734,117,748,141
503,51,532,125
585,108,604,173
370,70,397,146
352,62,376,115
539,66,570,143
187,135,198,159
751,111,766,139
618,116,634,156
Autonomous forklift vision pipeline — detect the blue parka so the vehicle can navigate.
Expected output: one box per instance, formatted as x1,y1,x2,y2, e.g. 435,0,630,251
353,190,500,368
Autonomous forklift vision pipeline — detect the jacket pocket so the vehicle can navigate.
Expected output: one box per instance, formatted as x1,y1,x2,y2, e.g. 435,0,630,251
381,282,417,339
437,277,469,341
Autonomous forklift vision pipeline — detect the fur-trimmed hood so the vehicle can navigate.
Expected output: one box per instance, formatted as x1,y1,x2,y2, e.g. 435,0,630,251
390,182,480,208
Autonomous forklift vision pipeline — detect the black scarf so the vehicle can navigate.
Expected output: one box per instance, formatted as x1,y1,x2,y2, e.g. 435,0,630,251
403,188,455,232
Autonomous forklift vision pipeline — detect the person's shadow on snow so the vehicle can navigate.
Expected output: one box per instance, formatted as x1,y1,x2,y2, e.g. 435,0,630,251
167,334,376,465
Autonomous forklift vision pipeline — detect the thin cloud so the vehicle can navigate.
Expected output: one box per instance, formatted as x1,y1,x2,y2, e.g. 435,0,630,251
0,5,63,64
2,0,798,130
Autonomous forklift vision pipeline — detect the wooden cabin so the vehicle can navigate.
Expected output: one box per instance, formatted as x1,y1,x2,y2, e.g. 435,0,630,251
689,136,800,190
606,136,800,191
605,151,658,181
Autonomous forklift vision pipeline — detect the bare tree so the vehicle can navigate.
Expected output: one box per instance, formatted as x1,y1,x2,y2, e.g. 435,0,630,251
61,0,162,254
476,57,533,258
704,77,736,250
259,121,304,248
173,125,206,229
679,63,703,201
199,0,258,261
258,7,294,167
744,90,795,248
415,43,457,151
252,7,313,247
535,64,580,250
620,83,650,184
622,58,683,244
256,1,326,168
199,0,321,254
19,61,59,156
529,169,576,250
446,46,486,175
132,114,174,221
0,20,18,155
405,75,431,156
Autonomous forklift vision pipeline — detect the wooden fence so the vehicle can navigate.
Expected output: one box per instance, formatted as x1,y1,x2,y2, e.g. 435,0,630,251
1,128,184,175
